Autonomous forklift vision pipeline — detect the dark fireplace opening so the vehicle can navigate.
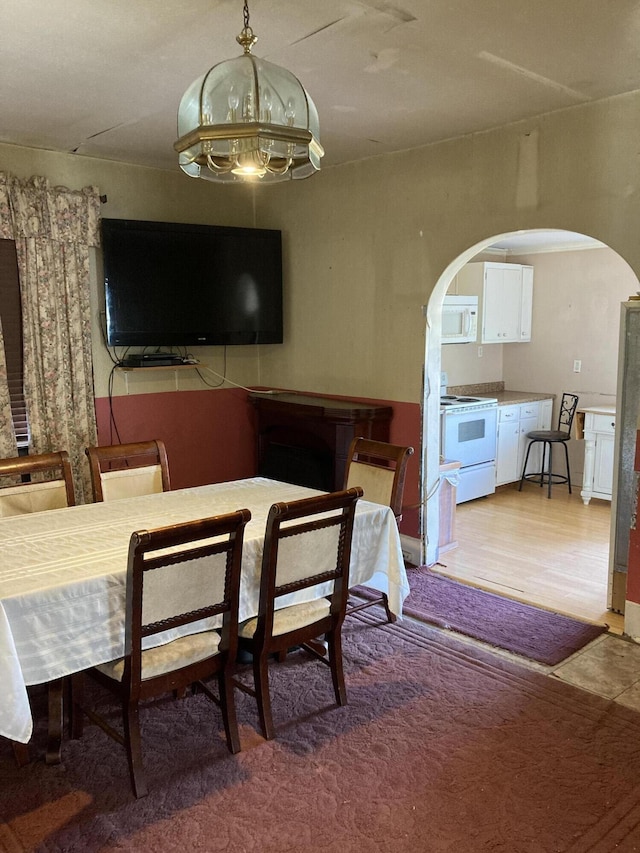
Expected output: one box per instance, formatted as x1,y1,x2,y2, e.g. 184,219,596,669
259,442,333,492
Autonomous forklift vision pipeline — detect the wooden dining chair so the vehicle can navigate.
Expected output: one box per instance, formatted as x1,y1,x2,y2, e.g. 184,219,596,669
85,439,170,502
0,450,75,516
0,450,76,766
71,508,250,798
234,487,362,741
343,437,414,623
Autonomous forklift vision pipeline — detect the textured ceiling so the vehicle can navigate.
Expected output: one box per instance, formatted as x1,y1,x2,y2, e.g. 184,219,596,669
3,0,640,177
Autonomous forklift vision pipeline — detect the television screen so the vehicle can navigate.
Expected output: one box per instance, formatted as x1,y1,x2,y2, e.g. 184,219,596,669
102,218,283,347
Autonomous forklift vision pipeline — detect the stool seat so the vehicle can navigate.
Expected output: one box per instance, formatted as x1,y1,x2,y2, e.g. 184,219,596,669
525,429,570,442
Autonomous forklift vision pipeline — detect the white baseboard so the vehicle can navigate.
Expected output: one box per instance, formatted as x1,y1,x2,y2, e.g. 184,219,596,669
399,534,421,566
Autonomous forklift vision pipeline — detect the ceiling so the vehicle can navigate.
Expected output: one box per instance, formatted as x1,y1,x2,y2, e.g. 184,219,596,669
5,0,640,179
491,230,607,254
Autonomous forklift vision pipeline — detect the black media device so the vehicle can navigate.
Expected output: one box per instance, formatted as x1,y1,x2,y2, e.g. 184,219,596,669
102,218,283,347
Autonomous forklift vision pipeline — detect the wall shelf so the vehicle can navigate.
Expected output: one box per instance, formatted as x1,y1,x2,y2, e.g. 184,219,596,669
115,363,200,372
115,362,200,393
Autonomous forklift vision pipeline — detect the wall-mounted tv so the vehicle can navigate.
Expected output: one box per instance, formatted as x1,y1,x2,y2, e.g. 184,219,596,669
102,218,283,347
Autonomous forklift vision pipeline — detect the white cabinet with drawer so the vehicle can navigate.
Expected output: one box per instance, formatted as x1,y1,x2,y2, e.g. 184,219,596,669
580,406,616,504
495,398,553,486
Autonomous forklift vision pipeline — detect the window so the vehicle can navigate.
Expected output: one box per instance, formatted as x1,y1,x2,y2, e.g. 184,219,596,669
0,239,28,447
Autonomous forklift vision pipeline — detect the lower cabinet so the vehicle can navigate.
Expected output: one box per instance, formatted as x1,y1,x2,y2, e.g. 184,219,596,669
580,407,616,504
496,399,553,486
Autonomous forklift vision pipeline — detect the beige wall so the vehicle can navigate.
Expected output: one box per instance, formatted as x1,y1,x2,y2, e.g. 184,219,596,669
251,90,640,564
253,92,640,406
504,247,636,410
4,91,640,565
5,91,640,406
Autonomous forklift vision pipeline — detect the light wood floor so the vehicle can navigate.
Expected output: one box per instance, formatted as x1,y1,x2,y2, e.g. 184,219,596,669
433,482,625,634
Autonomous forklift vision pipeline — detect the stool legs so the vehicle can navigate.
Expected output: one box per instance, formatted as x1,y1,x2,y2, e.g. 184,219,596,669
519,439,571,498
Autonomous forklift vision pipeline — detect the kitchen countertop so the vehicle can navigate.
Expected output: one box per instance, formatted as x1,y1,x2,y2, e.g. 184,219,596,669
578,404,616,415
447,382,555,406
493,390,556,406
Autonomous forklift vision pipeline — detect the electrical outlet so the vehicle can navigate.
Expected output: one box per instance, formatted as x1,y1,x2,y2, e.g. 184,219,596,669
478,346,483,358
573,359,582,373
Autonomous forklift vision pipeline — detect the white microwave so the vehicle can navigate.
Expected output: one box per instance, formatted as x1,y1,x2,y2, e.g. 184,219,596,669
441,295,478,344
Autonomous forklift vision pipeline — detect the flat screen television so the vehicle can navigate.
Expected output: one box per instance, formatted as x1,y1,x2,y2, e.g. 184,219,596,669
102,218,283,347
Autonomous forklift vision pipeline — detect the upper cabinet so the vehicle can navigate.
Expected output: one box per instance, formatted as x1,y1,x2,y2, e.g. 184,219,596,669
454,262,534,344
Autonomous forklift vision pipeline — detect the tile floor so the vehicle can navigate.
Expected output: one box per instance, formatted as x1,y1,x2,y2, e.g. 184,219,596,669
551,632,640,710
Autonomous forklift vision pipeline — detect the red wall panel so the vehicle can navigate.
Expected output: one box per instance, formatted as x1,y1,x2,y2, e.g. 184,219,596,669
94,389,424,537
94,387,257,490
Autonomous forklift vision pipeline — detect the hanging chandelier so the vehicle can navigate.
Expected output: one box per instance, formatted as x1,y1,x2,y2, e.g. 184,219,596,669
174,0,324,184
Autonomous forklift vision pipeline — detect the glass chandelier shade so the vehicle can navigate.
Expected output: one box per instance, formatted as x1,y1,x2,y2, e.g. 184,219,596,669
174,13,324,184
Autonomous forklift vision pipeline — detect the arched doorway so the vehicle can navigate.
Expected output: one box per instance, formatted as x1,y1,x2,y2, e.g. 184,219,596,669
421,228,638,629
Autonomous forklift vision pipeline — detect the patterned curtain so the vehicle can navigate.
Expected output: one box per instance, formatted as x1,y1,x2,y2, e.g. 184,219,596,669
0,173,101,502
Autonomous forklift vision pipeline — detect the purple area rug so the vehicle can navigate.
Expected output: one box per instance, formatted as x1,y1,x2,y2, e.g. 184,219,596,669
364,567,608,665
2,615,640,852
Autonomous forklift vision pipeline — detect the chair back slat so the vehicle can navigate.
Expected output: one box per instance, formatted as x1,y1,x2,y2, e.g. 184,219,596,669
100,465,164,502
344,438,414,519
256,488,362,640
0,450,75,516
125,510,250,688
558,393,580,435
85,440,170,502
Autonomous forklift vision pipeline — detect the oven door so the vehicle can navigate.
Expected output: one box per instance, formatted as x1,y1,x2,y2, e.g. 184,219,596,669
441,407,497,467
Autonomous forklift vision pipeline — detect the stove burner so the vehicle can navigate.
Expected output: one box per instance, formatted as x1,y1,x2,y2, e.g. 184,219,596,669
440,393,499,411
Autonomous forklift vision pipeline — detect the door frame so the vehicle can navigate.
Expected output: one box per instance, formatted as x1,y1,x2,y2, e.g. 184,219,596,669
420,232,638,627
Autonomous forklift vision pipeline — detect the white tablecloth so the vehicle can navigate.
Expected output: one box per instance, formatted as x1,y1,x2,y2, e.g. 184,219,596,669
0,477,409,743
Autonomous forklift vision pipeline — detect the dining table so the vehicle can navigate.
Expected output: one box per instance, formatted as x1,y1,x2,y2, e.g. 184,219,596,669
1,476,409,745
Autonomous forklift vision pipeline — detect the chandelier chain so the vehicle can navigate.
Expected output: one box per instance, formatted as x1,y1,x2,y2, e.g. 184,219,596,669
243,0,250,31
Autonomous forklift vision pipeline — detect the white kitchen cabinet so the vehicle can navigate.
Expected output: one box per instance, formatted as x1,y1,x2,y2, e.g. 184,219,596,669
496,405,520,485
581,406,616,504
455,262,534,344
517,404,540,477
495,399,553,486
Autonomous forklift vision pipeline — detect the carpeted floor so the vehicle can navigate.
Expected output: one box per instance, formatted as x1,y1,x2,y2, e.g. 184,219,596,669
2,614,640,852
360,567,608,665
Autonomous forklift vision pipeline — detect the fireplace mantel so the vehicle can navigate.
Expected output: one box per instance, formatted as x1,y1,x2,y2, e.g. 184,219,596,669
249,392,393,491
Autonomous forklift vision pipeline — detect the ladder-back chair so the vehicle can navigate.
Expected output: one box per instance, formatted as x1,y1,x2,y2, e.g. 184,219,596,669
235,488,362,741
71,509,250,798
0,450,76,765
343,437,414,622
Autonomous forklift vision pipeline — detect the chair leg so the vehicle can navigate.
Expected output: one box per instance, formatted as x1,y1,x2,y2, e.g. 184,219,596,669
519,441,535,491
539,442,547,488
382,592,397,624
69,673,84,739
253,652,275,741
562,441,572,493
46,678,64,765
123,700,147,799
218,670,241,754
11,740,31,767
327,629,347,707
547,443,553,498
